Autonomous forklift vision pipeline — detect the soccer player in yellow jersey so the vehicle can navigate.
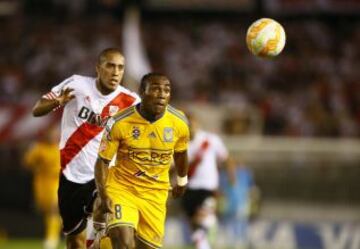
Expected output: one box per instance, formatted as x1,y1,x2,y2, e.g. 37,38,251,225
95,73,190,249
24,126,61,249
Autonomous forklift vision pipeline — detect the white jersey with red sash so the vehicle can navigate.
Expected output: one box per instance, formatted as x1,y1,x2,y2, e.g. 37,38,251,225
187,130,228,190
44,74,140,183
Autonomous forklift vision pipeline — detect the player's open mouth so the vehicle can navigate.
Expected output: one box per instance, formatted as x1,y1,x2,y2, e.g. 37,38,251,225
109,79,119,85
155,102,166,107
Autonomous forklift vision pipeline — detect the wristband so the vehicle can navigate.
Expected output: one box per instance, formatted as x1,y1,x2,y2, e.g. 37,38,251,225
176,175,188,186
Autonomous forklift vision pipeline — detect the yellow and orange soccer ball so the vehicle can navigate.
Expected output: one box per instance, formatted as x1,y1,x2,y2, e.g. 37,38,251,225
246,18,286,58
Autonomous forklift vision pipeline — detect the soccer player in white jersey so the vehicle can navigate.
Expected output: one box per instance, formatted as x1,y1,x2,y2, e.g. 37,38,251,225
32,48,140,249
181,113,236,249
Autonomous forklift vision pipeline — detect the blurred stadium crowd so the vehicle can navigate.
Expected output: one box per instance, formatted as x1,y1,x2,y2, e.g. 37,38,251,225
1,1,359,138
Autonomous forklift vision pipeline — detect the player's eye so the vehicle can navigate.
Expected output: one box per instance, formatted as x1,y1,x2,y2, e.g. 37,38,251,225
149,85,160,91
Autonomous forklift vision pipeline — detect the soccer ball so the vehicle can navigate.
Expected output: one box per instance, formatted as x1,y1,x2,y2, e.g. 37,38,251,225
246,18,286,58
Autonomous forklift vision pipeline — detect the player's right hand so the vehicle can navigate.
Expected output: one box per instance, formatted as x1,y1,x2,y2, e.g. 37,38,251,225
99,196,113,214
57,88,75,106
172,184,187,198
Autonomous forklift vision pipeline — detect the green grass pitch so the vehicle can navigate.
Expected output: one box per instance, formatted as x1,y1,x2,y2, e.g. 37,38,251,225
0,239,193,249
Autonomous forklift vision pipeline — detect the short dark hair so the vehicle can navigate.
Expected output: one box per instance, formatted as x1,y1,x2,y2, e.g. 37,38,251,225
139,73,169,94
97,48,123,65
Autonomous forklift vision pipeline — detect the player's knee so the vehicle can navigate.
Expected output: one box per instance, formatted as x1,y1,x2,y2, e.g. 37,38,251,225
201,212,217,229
193,198,217,229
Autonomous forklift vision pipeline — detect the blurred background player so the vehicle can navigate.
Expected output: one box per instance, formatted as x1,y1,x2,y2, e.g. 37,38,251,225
181,113,237,249
220,162,261,248
95,73,190,249
32,48,140,249
24,126,62,249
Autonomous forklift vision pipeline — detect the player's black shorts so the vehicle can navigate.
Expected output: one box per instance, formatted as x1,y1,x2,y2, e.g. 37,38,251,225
181,189,215,217
58,173,97,235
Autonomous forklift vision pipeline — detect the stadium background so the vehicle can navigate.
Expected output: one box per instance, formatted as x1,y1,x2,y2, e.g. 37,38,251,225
0,0,359,248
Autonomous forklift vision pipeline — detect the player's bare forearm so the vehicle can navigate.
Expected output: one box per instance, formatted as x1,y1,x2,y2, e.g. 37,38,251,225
32,98,60,117
172,151,189,198
32,88,74,117
174,151,188,177
94,157,110,200
95,157,113,213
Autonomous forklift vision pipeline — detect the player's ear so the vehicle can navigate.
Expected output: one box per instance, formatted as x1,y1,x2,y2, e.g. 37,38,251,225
139,88,146,98
138,80,146,96
95,64,100,77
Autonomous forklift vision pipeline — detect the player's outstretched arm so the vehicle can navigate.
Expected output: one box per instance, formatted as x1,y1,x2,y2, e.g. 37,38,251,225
32,88,74,117
94,157,113,214
172,150,189,198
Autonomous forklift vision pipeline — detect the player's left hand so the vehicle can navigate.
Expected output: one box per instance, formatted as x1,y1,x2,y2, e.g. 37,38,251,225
172,184,187,198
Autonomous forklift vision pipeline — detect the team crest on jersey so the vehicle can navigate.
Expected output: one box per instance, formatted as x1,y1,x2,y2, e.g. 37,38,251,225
163,127,173,142
132,126,140,139
108,105,119,116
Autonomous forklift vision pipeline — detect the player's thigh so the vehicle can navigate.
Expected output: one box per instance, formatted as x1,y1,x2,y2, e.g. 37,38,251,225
58,173,96,235
136,198,167,248
183,189,215,219
106,187,139,231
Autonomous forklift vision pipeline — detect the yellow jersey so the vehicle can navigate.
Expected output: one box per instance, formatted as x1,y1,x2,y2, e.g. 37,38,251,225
24,142,60,177
24,142,60,211
99,105,190,191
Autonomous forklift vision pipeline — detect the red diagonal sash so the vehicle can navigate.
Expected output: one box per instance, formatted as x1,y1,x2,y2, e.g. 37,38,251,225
188,140,209,178
60,92,136,170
